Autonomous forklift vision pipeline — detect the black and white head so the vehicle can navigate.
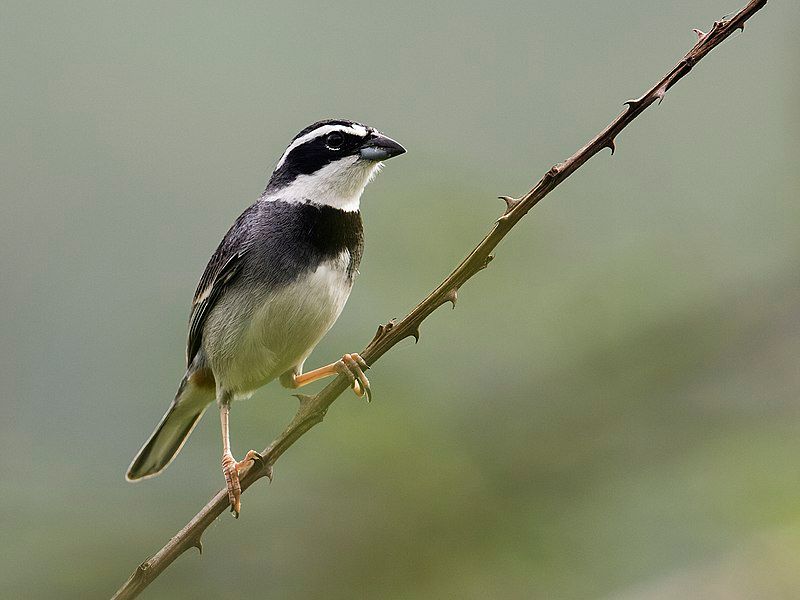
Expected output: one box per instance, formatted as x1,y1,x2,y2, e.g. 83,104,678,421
263,119,406,212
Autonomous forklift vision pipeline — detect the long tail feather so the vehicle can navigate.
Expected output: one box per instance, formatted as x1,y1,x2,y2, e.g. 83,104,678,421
126,379,213,481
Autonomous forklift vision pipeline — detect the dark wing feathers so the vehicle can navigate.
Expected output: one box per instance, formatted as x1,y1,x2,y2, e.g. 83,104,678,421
186,251,246,367
185,204,259,367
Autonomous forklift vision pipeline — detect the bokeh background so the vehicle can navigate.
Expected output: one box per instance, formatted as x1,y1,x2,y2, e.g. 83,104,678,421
2,1,799,598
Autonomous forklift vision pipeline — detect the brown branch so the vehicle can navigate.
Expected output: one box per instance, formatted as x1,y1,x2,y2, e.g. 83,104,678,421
112,2,768,597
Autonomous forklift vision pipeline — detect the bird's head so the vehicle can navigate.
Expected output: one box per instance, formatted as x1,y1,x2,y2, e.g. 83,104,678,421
263,119,406,212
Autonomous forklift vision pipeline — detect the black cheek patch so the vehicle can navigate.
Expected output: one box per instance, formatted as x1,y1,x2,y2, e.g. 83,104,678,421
267,131,367,191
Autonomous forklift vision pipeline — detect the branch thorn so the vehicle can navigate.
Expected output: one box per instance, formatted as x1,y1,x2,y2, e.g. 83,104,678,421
410,326,420,343
190,538,203,555
499,195,520,213
293,394,315,408
693,28,707,40
605,138,616,155
444,288,458,308
370,320,396,344
624,97,643,111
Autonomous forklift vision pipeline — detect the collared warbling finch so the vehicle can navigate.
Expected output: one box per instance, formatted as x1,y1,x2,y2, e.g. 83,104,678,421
126,119,406,515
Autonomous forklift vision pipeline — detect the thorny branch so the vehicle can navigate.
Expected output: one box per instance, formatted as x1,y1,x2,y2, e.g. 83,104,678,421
113,2,768,597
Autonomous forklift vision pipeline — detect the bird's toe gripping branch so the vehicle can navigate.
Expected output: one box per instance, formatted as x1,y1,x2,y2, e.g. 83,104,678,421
335,353,372,402
221,450,264,517
221,452,241,517
289,352,372,402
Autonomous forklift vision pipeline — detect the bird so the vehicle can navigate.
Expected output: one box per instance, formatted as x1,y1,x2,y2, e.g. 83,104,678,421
126,119,406,516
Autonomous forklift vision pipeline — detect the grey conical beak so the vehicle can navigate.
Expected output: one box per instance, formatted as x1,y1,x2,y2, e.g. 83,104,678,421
359,133,406,161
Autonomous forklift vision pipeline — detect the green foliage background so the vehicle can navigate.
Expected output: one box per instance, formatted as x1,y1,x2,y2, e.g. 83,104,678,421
1,2,799,598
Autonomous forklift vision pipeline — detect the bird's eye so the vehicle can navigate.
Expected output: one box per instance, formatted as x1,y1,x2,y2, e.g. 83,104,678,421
325,131,344,150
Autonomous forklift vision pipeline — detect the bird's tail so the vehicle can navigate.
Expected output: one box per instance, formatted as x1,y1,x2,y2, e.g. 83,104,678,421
126,378,214,481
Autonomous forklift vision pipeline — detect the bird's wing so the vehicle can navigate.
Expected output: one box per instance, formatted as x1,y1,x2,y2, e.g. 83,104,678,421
186,205,257,368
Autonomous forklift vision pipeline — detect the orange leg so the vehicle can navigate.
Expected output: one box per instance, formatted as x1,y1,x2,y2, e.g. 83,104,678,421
290,353,371,402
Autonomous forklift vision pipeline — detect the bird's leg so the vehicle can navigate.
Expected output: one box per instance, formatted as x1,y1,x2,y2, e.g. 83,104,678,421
218,396,261,518
219,399,241,516
289,353,371,402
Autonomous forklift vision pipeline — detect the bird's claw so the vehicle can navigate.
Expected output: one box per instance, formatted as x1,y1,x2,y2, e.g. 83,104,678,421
336,353,372,402
239,449,263,471
241,449,273,481
221,452,242,517
222,450,261,518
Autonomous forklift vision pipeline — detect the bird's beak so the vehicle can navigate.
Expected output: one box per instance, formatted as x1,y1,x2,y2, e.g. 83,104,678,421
359,133,406,161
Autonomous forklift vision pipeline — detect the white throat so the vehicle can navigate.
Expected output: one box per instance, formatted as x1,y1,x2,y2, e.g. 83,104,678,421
264,156,383,212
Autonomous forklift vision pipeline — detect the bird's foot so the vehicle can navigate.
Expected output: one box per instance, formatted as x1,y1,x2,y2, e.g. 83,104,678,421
221,450,262,517
335,353,371,402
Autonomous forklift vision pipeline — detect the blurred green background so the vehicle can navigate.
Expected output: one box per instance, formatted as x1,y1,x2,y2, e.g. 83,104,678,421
2,1,799,598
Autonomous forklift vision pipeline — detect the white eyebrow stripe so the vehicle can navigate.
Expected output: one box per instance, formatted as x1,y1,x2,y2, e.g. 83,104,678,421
274,124,369,171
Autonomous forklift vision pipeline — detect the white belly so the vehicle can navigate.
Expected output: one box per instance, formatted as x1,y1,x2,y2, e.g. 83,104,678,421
205,253,354,394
